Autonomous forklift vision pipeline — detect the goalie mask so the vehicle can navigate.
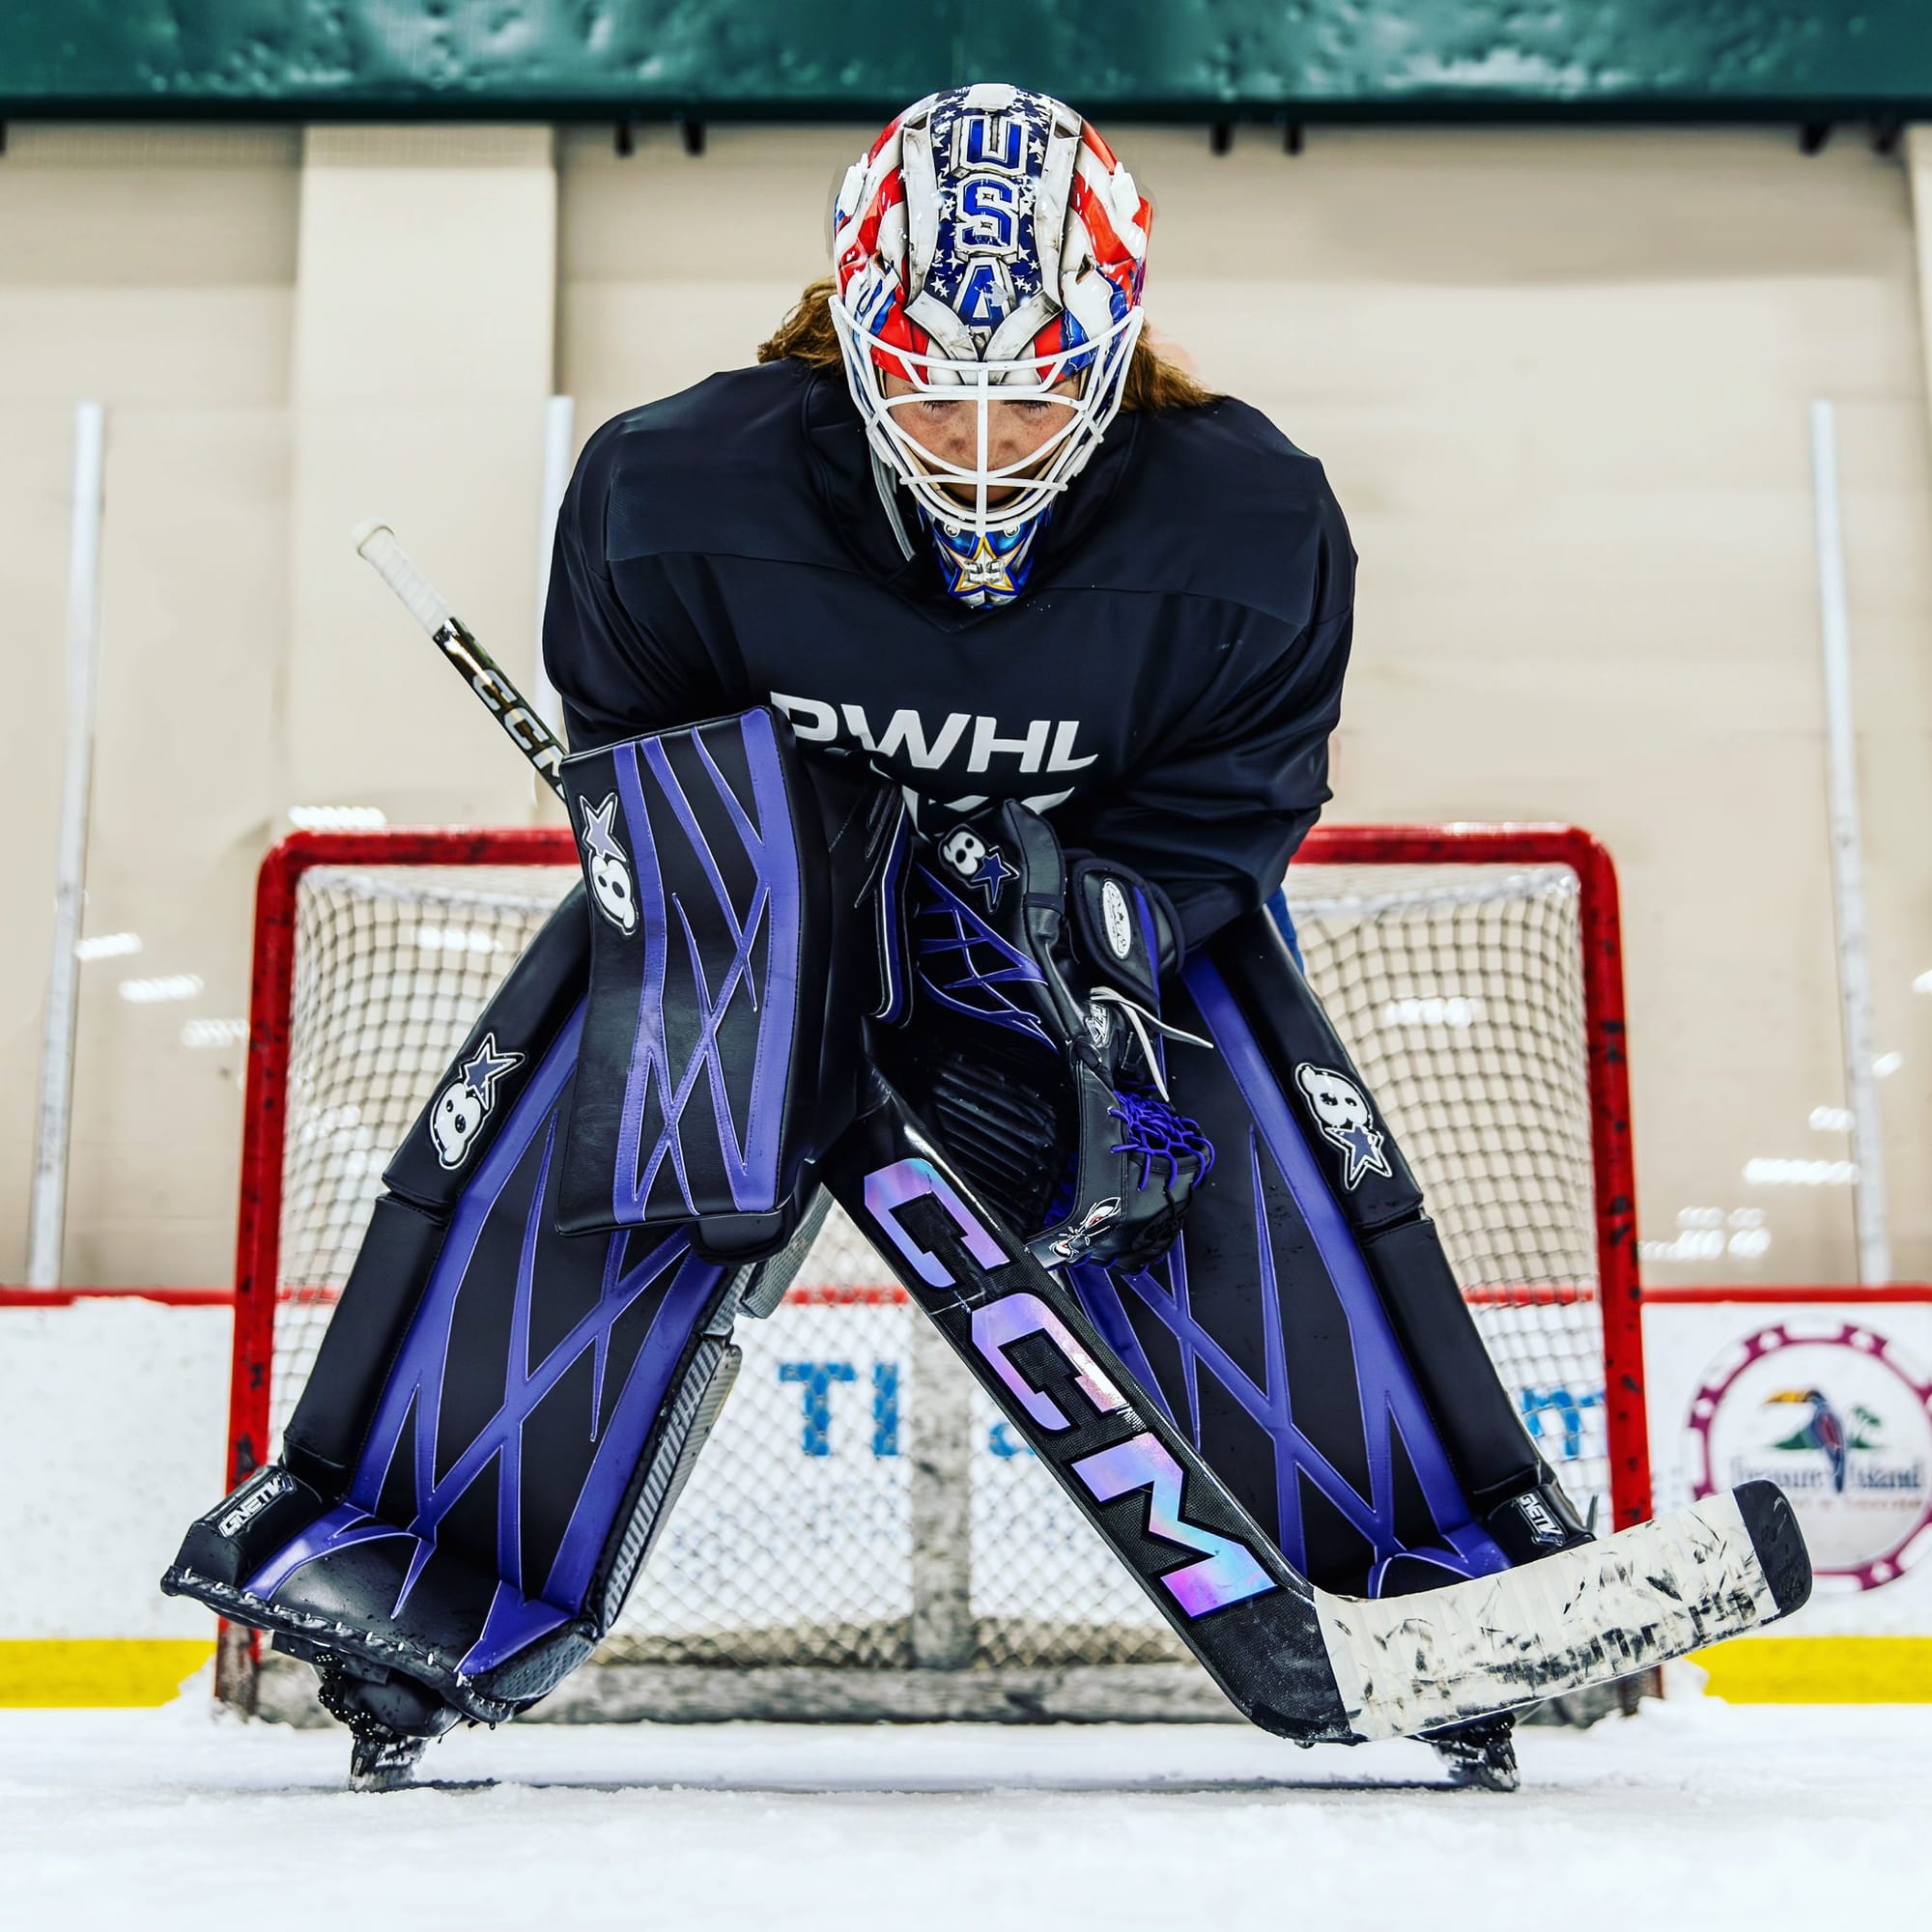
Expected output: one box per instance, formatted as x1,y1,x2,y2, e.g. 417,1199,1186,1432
829,84,1151,607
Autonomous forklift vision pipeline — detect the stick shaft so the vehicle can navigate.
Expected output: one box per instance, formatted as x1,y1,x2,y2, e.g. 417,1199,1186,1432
354,520,566,798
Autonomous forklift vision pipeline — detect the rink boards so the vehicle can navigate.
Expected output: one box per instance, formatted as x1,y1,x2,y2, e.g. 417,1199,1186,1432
2,1286,1928,1704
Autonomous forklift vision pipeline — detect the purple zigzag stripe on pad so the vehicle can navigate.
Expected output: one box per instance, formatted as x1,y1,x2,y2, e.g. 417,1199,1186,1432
523,1242,724,1633
611,714,801,1219
461,1583,570,1677
611,739,695,1218
243,1503,407,1603
1122,959,1513,1592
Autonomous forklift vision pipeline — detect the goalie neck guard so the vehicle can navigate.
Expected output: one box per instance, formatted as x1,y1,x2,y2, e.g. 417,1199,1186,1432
829,83,1151,606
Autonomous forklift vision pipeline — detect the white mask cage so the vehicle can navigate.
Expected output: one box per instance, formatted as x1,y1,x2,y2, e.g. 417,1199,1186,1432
829,293,1145,543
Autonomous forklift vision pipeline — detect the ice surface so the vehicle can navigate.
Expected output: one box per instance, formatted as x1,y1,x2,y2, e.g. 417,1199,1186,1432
2,1692,1926,1931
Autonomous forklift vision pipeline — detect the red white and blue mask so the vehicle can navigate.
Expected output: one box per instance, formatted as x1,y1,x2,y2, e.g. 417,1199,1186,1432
829,84,1151,603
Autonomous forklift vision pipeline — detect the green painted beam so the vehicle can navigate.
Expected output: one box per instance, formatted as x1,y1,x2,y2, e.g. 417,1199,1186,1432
4,2,1932,122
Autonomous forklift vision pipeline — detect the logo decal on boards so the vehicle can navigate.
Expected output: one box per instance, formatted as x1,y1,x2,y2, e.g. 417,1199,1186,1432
1687,1320,1932,1591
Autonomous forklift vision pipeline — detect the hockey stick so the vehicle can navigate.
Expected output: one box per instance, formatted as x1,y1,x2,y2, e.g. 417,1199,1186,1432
353,519,1813,1741
822,1099,1809,1743
353,520,566,795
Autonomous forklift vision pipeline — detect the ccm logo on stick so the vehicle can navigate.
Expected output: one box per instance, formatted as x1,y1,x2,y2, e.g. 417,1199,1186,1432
861,1154,1281,1628
970,1293,1276,1620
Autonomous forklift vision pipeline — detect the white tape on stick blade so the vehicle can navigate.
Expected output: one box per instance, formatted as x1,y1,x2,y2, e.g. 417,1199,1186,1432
1317,1489,1779,1739
352,519,454,636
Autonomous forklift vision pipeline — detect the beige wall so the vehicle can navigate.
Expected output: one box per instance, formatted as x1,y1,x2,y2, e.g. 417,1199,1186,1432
3,122,1928,1289
0,128,299,1284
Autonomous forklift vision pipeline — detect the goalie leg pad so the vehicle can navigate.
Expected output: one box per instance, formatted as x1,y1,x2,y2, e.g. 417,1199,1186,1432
163,912,746,1720
1066,909,1579,1602
1206,917,1575,1527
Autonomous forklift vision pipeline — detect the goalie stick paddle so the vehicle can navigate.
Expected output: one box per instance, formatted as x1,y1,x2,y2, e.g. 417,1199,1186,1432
353,519,1814,1741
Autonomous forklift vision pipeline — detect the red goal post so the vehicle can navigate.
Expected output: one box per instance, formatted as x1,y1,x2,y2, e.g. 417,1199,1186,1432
225,820,1650,1652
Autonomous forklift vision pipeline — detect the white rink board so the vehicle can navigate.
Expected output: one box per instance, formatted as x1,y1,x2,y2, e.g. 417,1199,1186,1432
1644,1295,1932,1639
0,1302,228,1639
2,1292,1610,1652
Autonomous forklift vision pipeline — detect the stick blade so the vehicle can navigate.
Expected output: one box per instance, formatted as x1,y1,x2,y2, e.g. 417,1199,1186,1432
1733,1476,1813,1617
1317,1485,1807,1742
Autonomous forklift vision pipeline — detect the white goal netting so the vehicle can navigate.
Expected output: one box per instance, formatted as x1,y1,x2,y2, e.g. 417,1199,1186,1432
249,837,1618,1705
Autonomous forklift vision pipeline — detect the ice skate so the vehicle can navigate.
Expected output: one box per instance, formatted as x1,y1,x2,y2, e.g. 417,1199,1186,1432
315,1656,460,1792
1423,1714,1520,1793
346,1730,429,1794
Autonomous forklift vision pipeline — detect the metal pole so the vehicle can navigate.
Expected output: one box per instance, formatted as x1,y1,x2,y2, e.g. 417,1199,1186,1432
27,401,107,1287
907,1314,976,1668
527,394,575,802
1808,398,1890,1285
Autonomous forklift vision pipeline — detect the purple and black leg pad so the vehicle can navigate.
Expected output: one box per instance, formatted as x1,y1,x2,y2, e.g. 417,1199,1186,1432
1067,907,1591,1606
161,709,871,1731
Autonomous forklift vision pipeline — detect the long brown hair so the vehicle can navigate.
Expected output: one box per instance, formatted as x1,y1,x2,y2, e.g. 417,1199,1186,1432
756,276,1219,412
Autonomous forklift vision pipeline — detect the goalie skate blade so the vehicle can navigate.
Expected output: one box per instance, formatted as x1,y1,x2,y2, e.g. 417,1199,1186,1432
1317,1485,1813,1742
348,1732,429,1794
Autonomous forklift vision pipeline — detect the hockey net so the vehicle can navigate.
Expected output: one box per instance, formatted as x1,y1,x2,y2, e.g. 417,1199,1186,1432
225,824,1645,1719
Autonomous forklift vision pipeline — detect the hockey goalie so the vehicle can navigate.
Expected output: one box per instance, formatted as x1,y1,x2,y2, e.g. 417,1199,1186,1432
163,83,1809,1790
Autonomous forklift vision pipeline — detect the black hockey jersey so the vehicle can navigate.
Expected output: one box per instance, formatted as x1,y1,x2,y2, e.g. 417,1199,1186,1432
543,358,1354,951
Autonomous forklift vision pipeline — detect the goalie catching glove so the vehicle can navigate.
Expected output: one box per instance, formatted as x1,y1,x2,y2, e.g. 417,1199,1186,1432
884,797,1213,1273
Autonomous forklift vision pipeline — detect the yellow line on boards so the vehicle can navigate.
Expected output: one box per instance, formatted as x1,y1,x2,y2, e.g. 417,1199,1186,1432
1694,1636,1932,1703
2,1634,1929,1708
0,1639,215,1707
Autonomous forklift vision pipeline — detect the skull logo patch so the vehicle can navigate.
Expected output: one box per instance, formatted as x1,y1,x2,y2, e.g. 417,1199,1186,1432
1293,1063,1392,1190
942,828,985,877
939,824,1012,906
429,1032,525,1170
578,791,639,934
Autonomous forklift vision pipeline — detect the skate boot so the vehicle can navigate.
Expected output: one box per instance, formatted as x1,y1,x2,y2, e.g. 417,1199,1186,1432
307,1647,463,1792
1412,1479,1589,1788
1423,1712,1520,1792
